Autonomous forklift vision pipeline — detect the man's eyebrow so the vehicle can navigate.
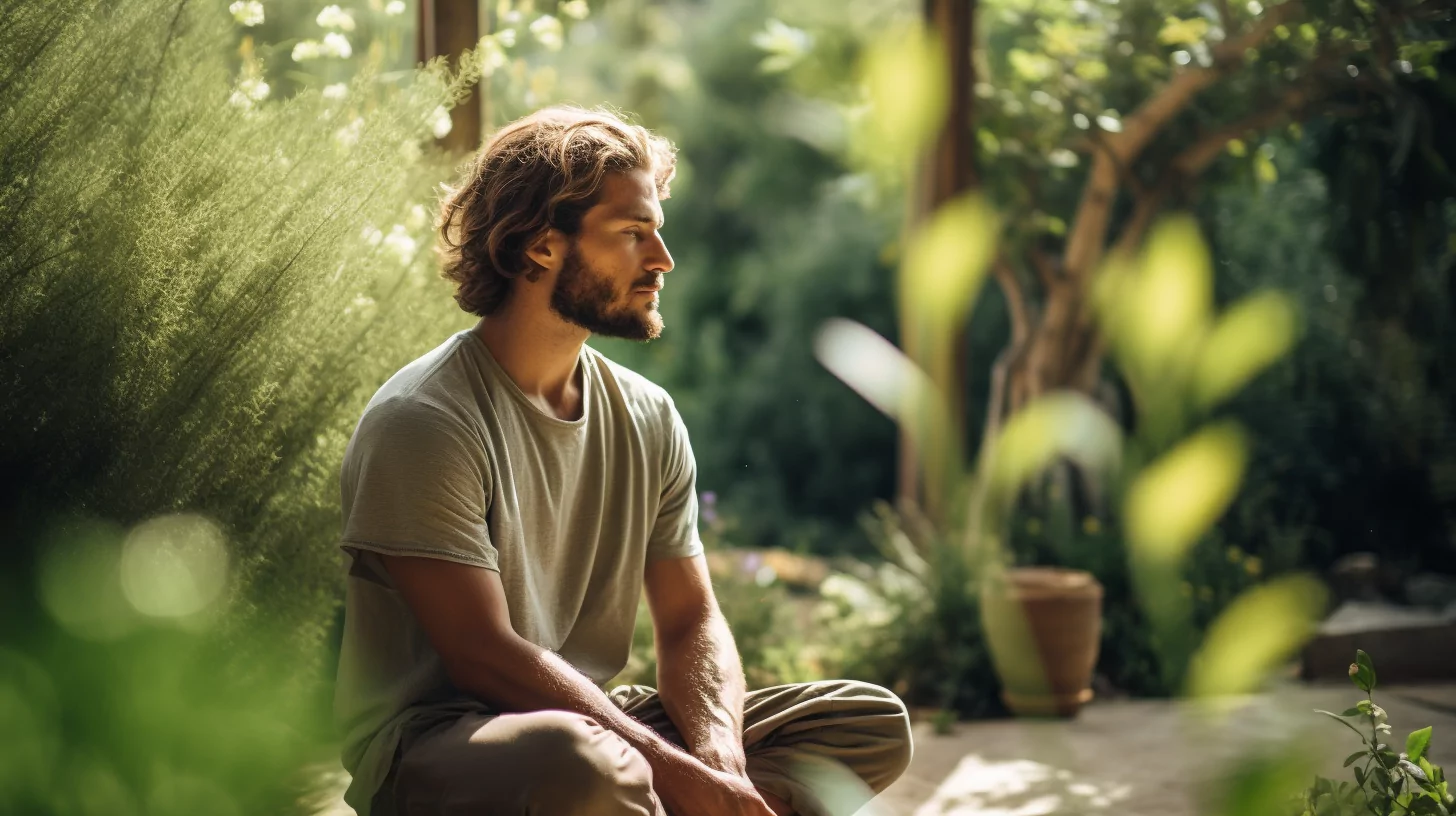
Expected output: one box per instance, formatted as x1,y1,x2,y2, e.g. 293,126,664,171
617,211,664,229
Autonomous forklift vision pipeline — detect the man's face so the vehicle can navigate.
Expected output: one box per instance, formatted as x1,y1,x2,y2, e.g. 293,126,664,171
549,168,674,341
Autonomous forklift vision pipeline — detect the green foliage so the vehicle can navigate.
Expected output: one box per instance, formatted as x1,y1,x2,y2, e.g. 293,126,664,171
1301,652,1453,816
0,0,471,670
835,505,1003,717
576,0,910,556
0,522,328,814
612,572,826,691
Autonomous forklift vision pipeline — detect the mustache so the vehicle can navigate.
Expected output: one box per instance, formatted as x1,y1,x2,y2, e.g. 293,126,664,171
632,274,663,290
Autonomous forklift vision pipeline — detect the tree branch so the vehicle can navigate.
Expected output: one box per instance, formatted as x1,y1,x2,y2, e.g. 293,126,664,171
1062,0,1305,282
1029,244,1059,291
993,254,1031,346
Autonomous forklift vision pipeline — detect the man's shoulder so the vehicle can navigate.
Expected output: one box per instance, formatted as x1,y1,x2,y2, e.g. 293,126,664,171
352,333,483,447
587,346,677,413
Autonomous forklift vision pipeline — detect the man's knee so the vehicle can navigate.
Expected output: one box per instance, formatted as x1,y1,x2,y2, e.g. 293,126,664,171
816,680,915,791
515,711,657,814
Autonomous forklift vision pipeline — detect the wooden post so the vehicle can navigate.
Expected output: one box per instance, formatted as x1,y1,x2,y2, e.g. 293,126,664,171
898,0,978,517
417,0,482,152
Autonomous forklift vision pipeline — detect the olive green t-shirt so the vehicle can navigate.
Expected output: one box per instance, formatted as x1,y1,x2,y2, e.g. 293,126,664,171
332,330,703,814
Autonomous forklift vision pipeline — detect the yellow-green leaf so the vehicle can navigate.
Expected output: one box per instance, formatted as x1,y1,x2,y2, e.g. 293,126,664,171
859,23,949,169
1188,574,1327,698
1126,422,1248,564
1255,151,1278,183
1113,216,1214,378
989,393,1122,502
1194,291,1298,408
1159,16,1210,46
900,194,997,330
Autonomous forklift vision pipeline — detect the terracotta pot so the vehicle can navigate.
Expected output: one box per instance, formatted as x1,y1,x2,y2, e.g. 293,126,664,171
980,567,1103,718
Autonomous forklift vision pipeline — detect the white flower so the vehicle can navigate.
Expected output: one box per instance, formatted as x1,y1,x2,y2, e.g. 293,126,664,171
361,225,383,246
1048,148,1078,168
322,32,353,58
322,82,349,100
1072,112,1090,129
495,28,517,47
335,117,365,146
529,15,563,51
384,0,406,15
229,0,264,26
228,90,252,108
479,38,508,75
316,5,356,31
1172,49,1192,66
239,77,270,101
429,106,452,139
560,0,590,20
1376,723,1392,735
292,39,322,61
383,225,417,264
1371,705,1388,724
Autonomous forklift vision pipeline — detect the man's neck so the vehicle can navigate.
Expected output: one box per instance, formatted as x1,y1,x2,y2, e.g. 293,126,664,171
473,305,590,421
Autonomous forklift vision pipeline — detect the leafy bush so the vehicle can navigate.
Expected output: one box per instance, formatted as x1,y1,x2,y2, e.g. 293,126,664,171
1303,651,1452,816
0,0,471,669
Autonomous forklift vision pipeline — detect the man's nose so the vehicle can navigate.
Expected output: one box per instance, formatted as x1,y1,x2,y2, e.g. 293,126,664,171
648,234,674,274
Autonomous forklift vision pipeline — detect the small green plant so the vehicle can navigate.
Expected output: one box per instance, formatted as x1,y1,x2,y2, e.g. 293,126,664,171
1304,650,1452,816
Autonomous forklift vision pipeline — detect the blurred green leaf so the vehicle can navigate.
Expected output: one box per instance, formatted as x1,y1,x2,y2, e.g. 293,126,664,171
814,318,954,458
1194,291,1298,408
1100,217,1214,385
857,22,948,172
1188,574,1326,697
901,194,998,337
1126,422,1249,563
988,393,1122,505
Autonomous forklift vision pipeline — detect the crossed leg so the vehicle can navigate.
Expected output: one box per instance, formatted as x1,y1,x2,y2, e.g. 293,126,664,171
376,679,912,816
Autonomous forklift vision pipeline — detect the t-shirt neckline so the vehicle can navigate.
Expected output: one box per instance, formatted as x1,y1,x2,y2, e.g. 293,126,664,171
462,330,591,430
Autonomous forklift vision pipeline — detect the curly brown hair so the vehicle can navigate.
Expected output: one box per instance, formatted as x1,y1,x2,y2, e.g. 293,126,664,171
437,106,677,316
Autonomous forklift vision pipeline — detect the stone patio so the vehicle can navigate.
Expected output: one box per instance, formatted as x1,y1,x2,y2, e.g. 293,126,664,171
875,682,1456,816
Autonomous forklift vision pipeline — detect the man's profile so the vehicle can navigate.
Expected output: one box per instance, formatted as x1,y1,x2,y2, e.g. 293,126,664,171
333,106,912,816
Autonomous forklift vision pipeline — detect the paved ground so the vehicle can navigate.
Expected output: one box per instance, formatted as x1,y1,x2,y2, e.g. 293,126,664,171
874,683,1456,816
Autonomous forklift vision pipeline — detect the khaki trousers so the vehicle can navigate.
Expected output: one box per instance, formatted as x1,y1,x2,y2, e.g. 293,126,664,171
373,679,913,816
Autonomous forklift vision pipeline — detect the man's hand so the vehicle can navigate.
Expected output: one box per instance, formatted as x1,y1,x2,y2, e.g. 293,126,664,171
652,753,776,816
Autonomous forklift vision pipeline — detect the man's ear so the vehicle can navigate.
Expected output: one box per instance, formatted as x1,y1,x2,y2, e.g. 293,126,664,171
522,227,567,282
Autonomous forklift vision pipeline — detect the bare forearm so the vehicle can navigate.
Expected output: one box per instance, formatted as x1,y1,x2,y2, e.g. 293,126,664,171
454,632,713,805
656,611,747,773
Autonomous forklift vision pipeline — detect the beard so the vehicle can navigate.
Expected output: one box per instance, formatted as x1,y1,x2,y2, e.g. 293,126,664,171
549,241,663,341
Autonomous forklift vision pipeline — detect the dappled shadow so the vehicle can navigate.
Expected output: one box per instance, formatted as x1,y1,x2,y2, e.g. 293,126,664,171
910,754,1133,816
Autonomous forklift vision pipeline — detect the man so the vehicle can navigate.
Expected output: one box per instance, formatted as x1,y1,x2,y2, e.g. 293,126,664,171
333,106,913,816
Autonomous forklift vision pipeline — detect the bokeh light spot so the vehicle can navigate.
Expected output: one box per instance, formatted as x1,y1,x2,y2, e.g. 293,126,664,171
119,514,230,619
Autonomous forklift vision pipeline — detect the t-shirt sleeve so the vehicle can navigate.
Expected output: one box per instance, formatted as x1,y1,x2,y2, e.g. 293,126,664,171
647,397,705,562
339,397,497,571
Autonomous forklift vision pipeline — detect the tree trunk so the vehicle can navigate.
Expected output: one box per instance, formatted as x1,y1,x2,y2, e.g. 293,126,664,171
900,0,978,517
417,0,482,152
